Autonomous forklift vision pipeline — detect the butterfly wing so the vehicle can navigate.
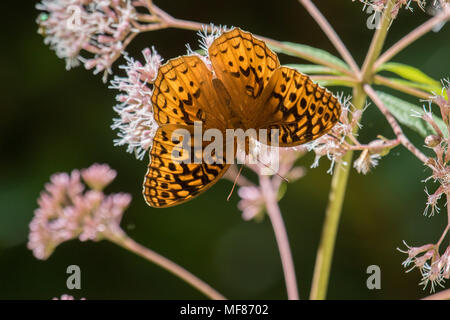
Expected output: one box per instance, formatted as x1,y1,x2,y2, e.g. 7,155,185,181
257,67,341,146
146,56,230,207
152,55,228,129
143,124,230,208
208,28,280,123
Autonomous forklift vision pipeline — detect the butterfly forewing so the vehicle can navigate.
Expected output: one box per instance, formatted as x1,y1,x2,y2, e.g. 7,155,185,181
208,28,280,122
146,55,231,207
151,55,228,129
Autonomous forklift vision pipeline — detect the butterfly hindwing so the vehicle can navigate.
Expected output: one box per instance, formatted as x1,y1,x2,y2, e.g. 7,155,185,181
143,124,230,208
258,67,341,146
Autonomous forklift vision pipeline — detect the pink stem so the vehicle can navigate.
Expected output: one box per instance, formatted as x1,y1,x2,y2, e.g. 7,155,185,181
298,0,360,76
422,288,450,300
259,175,299,300
106,231,226,300
364,84,429,164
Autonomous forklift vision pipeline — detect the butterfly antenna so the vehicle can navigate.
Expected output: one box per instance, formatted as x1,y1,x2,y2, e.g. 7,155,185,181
227,165,244,201
257,159,289,183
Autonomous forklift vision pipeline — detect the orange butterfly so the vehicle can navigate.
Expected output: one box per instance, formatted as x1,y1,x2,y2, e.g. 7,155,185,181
143,28,341,208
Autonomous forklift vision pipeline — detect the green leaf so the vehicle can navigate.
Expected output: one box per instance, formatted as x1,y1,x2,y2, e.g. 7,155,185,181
382,77,438,93
194,49,207,56
314,79,355,87
284,64,353,87
269,42,349,72
377,62,441,88
277,182,288,201
375,91,447,138
284,64,341,75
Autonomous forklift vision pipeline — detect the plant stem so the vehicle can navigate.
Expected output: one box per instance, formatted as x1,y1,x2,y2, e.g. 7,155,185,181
374,6,450,70
310,2,395,299
106,231,226,300
374,75,431,100
446,194,450,247
422,288,450,300
138,5,354,77
309,84,366,300
261,39,354,77
364,84,429,163
260,175,299,300
298,0,360,76
360,0,395,83
310,75,357,87
436,224,450,248
309,151,353,300
436,192,449,248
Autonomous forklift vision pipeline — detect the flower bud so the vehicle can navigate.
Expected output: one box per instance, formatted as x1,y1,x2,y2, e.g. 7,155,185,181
425,135,441,148
368,139,390,156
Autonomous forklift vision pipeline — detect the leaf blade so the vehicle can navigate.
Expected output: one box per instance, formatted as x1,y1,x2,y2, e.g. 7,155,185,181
269,42,350,73
284,64,342,75
375,91,447,138
377,62,441,88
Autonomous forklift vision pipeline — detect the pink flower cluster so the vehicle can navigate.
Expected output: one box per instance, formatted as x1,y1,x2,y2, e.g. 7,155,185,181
421,79,450,216
53,294,86,300
37,0,139,79
400,241,450,292
110,26,231,161
28,164,131,260
400,79,450,292
306,95,364,174
237,148,306,220
110,48,162,160
357,0,428,17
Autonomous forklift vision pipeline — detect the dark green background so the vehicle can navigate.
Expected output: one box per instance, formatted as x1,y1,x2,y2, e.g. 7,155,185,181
0,1,449,299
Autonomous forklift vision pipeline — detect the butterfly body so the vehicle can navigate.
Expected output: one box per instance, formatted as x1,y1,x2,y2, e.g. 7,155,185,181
144,28,341,208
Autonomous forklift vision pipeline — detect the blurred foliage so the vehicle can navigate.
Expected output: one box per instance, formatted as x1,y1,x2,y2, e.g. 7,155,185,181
0,0,449,299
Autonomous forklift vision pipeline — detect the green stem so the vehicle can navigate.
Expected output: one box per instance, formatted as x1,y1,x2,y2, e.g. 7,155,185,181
360,0,396,83
309,0,395,300
309,150,353,300
309,85,366,300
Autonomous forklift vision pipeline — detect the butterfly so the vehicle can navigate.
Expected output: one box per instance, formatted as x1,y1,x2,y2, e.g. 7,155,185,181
143,28,341,208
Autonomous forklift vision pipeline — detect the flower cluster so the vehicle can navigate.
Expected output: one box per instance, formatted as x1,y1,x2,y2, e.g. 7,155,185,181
400,79,450,292
306,94,397,175
357,0,428,17
417,79,450,216
53,294,86,300
399,241,450,292
238,186,266,221
187,24,228,70
110,48,162,160
306,95,363,174
236,147,306,221
27,164,131,260
37,0,140,79
109,26,233,160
